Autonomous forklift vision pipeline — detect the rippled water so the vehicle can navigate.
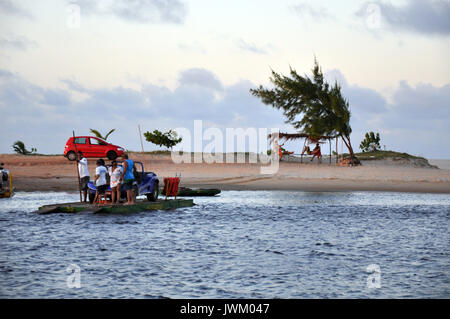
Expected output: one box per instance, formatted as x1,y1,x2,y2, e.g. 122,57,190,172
0,191,449,298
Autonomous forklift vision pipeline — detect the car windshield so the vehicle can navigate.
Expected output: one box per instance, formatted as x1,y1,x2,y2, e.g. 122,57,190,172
90,138,107,146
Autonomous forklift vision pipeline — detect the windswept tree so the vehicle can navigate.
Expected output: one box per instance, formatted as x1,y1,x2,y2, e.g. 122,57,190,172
250,59,356,159
12,141,37,155
89,128,116,141
144,129,182,150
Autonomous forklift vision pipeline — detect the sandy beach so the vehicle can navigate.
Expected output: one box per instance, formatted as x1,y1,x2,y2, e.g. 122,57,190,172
1,153,450,194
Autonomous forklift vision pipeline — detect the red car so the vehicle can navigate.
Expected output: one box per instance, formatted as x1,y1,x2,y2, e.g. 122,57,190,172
64,136,125,161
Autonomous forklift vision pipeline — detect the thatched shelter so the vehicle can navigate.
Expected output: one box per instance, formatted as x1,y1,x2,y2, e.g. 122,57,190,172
267,132,340,163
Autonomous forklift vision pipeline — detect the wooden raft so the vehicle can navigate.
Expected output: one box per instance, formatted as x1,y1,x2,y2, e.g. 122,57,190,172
37,198,194,215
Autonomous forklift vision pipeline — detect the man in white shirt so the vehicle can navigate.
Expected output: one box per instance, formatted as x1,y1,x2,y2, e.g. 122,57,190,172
77,152,90,202
94,159,108,205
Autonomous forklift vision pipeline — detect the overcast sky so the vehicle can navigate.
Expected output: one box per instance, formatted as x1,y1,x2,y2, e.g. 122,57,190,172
1,0,449,158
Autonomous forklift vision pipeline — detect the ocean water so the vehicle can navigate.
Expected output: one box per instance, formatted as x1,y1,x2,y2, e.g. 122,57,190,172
0,191,449,298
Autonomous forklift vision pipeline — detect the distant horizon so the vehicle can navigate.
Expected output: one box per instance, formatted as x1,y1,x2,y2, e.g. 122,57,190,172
1,151,450,162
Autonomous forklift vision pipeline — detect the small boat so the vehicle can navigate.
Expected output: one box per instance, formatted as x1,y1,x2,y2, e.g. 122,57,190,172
36,198,194,215
162,187,221,197
0,188,14,198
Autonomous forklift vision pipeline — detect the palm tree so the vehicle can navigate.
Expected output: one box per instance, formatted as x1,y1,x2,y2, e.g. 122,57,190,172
89,129,116,141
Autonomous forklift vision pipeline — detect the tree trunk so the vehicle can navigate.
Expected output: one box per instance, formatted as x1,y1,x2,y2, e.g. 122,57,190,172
341,135,360,166
341,135,353,157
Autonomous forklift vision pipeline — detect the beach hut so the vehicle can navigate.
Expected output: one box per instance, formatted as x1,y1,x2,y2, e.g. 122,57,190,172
268,132,340,164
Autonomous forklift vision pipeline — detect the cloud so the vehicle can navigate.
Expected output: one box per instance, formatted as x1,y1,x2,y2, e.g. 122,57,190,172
177,42,206,54
0,0,33,19
388,81,450,128
291,2,334,22
235,39,272,55
74,0,187,24
0,35,37,50
356,0,450,36
178,68,223,91
329,72,450,157
325,69,388,114
1,67,449,157
0,68,283,154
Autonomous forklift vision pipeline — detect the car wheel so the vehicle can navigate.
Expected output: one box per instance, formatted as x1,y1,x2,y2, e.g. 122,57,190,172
107,151,117,160
146,182,159,202
67,151,77,161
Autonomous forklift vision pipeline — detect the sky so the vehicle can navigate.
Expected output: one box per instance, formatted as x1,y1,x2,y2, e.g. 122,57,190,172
0,0,449,158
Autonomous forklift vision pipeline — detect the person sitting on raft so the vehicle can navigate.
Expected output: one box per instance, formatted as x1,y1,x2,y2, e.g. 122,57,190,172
311,143,322,163
94,159,108,205
121,154,135,205
109,160,122,204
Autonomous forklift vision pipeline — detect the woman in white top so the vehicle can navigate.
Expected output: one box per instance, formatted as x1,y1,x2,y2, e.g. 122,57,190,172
109,160,122,204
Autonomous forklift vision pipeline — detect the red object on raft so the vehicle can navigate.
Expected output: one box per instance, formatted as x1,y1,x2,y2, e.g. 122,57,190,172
163,177,180,197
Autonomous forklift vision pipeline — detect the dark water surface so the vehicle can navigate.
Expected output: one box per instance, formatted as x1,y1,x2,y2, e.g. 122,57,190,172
0,191,449,298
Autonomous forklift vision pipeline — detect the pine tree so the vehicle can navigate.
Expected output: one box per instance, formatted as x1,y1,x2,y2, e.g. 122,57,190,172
360,132,381,152
250,59,356,158
143,129,182,149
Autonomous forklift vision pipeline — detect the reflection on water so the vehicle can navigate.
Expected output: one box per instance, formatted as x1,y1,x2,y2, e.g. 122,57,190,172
0,191,449,298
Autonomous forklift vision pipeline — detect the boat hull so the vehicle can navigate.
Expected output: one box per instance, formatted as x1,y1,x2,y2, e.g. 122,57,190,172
0,187,14,198
162,187,221,197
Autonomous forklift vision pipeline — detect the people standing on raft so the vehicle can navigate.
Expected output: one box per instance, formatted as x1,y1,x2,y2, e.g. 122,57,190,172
109,160,122,204
94,159,108,205
77,152,90,202
121,154,135,205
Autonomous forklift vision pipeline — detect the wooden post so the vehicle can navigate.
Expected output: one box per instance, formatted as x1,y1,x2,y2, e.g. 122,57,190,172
72,131,82,202
138,124,144,153
336,136,338,163
329,138,331,164
164,179,170,201
301,138,306,163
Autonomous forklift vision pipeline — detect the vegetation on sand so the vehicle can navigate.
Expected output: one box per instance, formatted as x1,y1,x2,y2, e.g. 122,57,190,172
360,131,381,152
12,141,37,155
143,129,182,149
354,150,426,161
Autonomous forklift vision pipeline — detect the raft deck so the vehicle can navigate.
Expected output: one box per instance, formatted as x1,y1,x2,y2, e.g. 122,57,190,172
37,198,194,215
